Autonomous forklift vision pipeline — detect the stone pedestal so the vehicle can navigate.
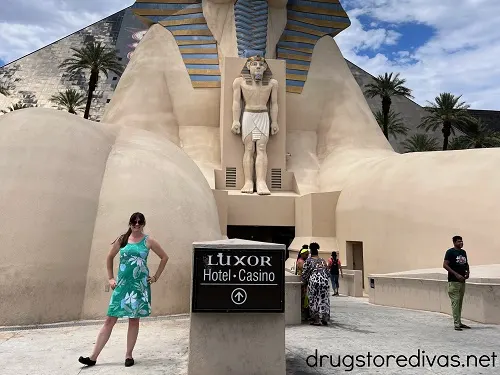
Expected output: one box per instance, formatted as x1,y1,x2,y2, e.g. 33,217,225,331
188,313,285,375
285,271,302,325
187,239,286,375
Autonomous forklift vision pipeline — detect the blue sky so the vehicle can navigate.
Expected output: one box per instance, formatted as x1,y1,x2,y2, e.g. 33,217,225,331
0,0,499,109
335,0,500,110
353,14,435,62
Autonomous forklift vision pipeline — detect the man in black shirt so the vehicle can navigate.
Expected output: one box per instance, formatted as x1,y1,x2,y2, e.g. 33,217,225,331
443,235,470,331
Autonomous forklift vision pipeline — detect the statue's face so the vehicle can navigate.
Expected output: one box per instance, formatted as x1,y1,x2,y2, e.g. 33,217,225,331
247,60,268,81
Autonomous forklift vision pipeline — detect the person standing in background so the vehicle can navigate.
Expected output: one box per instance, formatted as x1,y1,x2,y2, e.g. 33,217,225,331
301,243,330,326
443,235,470,331
328,251,343,296
295,245,309,276
296,245,310,321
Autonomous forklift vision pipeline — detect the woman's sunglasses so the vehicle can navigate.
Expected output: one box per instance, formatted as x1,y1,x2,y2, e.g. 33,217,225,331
130,220,145,226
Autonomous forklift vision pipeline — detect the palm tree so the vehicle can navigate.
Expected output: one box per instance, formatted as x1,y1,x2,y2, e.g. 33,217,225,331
373,109,409,140
448,137,468,150
59,41,124,119
418,93,473,151
452,118,500,149
364,73,414,139
0,101,35,114
401,134,440,152
50,89,87,114
0,84,9,96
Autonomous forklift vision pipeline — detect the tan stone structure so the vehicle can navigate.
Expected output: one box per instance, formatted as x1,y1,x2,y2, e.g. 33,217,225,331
369,265,500,324
0,108,222,326
1,0,500,326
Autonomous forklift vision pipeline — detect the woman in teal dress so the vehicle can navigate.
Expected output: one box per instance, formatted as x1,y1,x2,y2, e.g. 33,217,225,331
78,212,169,368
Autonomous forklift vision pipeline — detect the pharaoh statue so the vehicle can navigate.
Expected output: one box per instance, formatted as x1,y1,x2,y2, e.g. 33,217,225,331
231,55,279,195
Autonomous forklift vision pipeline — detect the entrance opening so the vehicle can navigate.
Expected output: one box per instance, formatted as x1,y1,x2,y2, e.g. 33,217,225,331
346,241,365,288
227,226,295,260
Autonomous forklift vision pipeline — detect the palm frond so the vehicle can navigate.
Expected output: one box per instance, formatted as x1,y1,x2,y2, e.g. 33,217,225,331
401,134,440,152
0,84,9,96
0,101,36,114
59,41,124,78
453,118,500,149
50,88,87,114
373,109,409,140
418,92,473,133
448,137,469,150
364,72,414,100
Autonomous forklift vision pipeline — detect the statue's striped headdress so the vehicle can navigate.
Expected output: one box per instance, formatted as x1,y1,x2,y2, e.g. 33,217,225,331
277,0,351,94
131,0,221,89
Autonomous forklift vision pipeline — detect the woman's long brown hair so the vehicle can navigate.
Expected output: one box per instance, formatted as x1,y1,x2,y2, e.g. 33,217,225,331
111,212,146,248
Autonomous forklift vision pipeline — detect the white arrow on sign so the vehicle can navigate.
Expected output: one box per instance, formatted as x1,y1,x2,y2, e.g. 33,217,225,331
231,288,247,305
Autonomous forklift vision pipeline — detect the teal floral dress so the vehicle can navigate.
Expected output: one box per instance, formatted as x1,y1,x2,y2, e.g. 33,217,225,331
107,235,152,318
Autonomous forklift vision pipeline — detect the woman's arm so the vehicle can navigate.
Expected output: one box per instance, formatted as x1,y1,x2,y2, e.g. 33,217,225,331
148,237,169,283
296,259,304,273
301,259,311,284
107,239,121,288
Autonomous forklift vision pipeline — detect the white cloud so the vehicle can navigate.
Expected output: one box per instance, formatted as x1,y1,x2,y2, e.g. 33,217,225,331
0,0,132,63
334,8,402,57
335,0,500,109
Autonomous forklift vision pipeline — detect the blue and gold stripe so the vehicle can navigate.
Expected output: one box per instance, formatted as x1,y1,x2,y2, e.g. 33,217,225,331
234,0,269,58
277,0,351,94
131,0,220,88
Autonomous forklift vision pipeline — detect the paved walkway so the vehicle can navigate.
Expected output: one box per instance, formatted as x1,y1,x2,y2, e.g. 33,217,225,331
286,296,499,374
1,296,498,374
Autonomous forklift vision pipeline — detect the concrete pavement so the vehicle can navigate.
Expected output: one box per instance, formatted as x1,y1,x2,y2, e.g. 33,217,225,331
286,296,499,374
1,296,498,374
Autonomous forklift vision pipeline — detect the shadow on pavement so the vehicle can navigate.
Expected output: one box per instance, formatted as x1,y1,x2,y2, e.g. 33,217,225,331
286,354,321,375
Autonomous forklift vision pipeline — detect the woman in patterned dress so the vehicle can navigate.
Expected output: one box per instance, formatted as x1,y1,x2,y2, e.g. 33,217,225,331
78,212,169,368
301,242,330,326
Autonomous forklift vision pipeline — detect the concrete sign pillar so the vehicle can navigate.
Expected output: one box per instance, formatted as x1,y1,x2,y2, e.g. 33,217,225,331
188,239,286,375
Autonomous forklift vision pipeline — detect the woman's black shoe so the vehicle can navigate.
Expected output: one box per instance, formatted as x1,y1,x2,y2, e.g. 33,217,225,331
78,356,96,366
125,358,135,367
